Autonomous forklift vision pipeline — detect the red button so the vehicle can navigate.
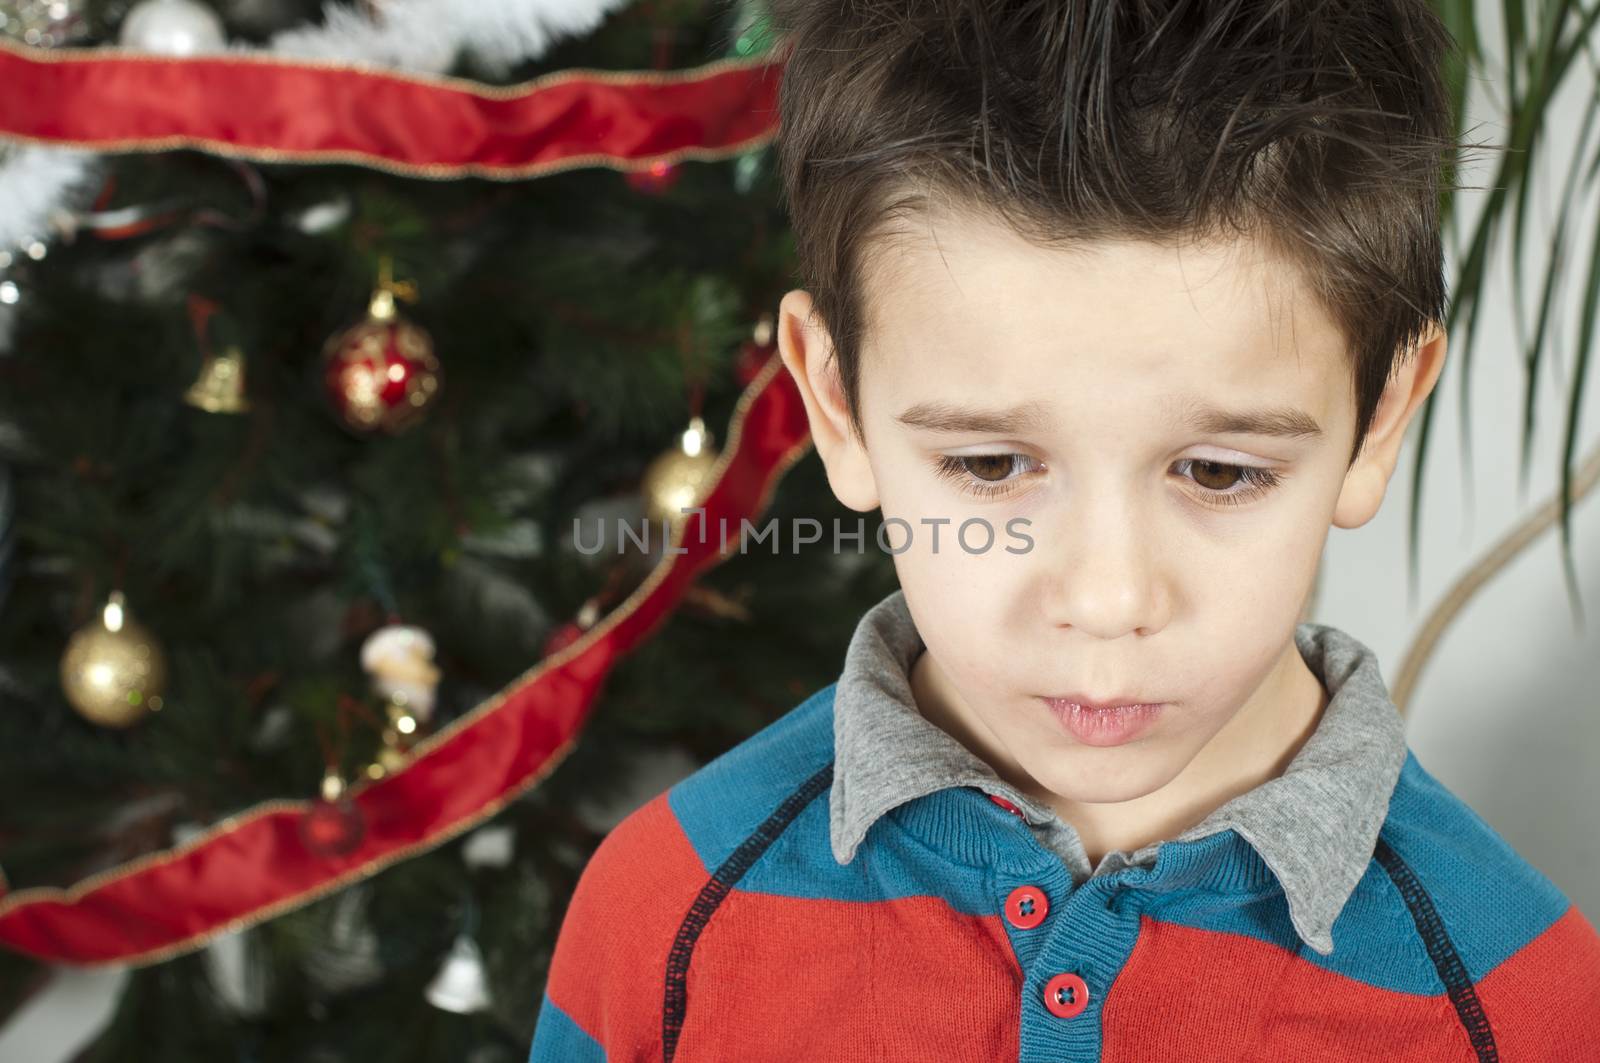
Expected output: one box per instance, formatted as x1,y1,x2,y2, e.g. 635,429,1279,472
1043,972,1090,1018
988,793,1025,818
1005,885,1049,929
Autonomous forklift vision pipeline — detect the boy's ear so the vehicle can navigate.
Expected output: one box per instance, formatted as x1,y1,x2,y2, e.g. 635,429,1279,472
1333,324,1449,529
776,289,881,513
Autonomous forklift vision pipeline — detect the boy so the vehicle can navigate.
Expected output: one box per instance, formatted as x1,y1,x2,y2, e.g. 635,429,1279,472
531,1,1600,1059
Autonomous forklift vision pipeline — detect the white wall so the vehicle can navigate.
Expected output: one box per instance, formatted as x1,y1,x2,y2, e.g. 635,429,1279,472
1316,2,1600,922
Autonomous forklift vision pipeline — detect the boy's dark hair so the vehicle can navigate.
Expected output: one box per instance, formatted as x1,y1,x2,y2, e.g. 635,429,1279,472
764,0,1466,465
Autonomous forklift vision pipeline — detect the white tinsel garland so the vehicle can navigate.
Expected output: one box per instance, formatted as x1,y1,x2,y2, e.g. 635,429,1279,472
266,0,633,77
0,143,102,351
0,142,99,255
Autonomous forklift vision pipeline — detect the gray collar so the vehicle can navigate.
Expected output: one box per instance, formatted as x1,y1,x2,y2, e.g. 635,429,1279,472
827,589,1408,957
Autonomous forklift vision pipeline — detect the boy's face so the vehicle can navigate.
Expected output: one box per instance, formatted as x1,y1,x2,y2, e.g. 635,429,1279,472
777,204,1446,810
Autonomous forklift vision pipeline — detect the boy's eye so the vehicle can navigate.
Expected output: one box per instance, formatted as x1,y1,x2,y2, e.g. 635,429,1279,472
932,453,1284,507
931,453,1042,498
954,454,1017,482
1173,458,1283,507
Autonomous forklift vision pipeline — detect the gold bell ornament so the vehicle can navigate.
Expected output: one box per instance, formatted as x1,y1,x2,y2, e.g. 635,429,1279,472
641,415,721,536
359,623,441,780
183,344,251,413
59,590,167,727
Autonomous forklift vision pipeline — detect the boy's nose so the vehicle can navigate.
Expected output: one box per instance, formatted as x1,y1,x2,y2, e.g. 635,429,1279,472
1038,506,1172,640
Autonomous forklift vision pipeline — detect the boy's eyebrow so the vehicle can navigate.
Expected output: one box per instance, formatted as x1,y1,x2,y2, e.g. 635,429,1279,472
895,397,1324,440
895,399,1053,435
1173,398,1325,440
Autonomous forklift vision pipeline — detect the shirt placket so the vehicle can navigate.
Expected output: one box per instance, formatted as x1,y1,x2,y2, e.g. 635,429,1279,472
987,792,1148,1063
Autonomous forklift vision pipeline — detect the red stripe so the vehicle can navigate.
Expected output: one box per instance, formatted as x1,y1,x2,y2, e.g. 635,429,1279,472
677,892,1021,1059
1102,917,1483,1060
545,791,707,1054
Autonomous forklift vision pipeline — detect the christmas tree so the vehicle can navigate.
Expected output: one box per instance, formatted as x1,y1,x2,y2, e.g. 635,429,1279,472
0,1,897,1058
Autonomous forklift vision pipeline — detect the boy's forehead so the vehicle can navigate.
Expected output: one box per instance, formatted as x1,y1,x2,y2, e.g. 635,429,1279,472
856,206,1349,427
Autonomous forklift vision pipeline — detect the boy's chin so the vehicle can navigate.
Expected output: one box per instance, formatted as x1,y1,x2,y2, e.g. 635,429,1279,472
1020,746,1184,807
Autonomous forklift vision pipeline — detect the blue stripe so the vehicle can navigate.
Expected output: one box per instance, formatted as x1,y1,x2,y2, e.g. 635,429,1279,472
1381,750,1570,981
1139,851,1445,992
667,685,1018,913
527,991,606,1063
667,684,837,873
663,684,1570,1005
1142,751,1572,994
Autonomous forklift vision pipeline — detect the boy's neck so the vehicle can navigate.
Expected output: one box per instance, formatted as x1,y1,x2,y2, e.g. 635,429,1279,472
908,637,1330,870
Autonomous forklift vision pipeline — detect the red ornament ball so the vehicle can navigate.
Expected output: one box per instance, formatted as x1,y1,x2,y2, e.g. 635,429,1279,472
625,157,680,195
322,309,443,435
299,795,367,858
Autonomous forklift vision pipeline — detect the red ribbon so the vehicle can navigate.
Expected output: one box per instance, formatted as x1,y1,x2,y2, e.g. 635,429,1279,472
0,37,787,177
0,351,810,967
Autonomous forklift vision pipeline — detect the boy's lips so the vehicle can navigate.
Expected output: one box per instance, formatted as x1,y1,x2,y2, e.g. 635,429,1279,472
1039,695,1167,747
1041,693,1166,713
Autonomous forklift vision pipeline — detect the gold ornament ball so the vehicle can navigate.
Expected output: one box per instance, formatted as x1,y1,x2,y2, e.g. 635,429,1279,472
60,592,167,728
641,416,721,531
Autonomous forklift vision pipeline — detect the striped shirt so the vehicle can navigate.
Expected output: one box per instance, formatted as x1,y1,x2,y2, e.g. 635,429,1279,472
530,590,1600,1061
